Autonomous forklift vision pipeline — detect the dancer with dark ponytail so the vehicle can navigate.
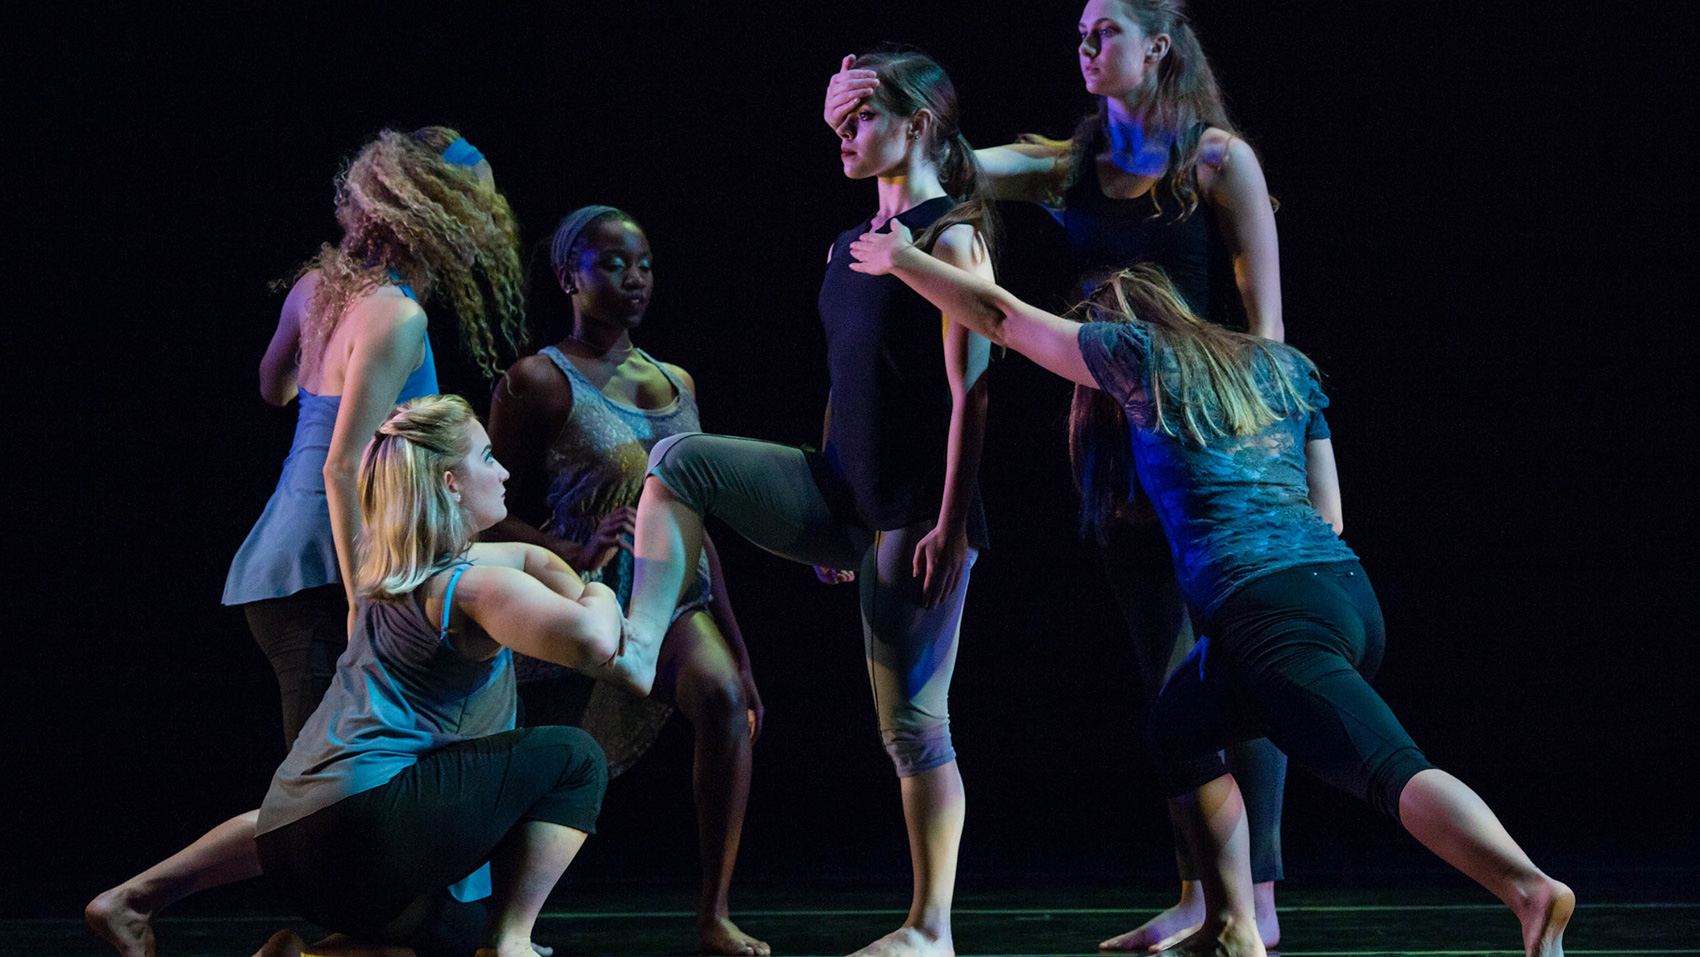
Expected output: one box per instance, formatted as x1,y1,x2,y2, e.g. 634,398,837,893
827,3,1289,947
624,49,993,957
846,221,1573,957
486,206,768,956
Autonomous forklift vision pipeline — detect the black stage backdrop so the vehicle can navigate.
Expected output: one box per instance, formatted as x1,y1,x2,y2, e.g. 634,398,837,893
8,2,1696,917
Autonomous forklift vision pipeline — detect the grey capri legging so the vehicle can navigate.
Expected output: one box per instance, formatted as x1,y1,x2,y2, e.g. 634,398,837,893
648,432,974,777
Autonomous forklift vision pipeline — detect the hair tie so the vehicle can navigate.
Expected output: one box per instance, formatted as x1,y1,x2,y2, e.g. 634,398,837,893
441,138,485,168
550,205,623,275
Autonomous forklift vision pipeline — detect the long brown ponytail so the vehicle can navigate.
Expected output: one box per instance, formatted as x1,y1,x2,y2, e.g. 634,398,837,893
852,48,999,265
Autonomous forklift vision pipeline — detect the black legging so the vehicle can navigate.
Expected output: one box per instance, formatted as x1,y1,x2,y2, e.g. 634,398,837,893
257,726,607,957
244,583,348,748
1149,561,1433,821
1100,517,1287,882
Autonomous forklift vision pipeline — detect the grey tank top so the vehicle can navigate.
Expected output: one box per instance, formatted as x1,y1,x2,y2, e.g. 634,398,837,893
540,345,702,541
257,561,512,900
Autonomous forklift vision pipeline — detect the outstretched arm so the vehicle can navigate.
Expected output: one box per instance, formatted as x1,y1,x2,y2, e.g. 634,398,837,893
849,220,1098,388
822,58,1069,203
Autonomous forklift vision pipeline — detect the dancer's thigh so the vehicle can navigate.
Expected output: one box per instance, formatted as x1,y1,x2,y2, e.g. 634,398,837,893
859,523,976,750
650,433,868,570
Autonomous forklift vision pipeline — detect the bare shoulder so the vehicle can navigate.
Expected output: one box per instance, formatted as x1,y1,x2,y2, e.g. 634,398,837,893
1199,128,1263,180
930,222,989,270
501,353,565,397
284,269,322,303
661,361,697,396
345,284,426,343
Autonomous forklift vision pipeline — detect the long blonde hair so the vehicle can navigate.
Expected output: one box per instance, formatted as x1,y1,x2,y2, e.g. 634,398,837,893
356,394,477,601
1068,265,1317,534
293,126,528,380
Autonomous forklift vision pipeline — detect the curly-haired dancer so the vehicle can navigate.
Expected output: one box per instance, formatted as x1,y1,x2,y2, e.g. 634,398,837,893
88,127,529,957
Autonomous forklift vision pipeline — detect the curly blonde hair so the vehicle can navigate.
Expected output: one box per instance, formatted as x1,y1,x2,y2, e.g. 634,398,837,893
295,126,528,380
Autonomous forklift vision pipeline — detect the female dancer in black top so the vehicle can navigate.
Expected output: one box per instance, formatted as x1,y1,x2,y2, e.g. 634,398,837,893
826,2,1288,947
625,49,993,957
847,221,1572,957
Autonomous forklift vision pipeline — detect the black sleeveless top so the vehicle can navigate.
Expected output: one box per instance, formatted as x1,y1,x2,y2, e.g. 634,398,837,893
818,196,989,547
1060,140,1244,330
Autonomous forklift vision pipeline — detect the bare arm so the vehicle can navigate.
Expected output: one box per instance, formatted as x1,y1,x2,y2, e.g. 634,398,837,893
259,272,317,406
974,142,1072,202
913,225,993,607
1200,132,1284,342
1305,438,1344,535
455,563,655,694
823,59,1070,205
323,298,428,608
849,220,1099,389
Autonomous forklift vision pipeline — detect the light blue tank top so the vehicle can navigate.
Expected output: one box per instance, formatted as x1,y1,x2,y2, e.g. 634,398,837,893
257,561,512,901
222,287,438,605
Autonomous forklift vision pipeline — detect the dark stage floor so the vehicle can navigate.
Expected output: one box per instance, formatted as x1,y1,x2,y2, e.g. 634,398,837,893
15,879,1698,957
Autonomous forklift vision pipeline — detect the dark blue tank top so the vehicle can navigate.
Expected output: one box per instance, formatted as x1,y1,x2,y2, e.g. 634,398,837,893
1060,141,1243,330
818,196,989,547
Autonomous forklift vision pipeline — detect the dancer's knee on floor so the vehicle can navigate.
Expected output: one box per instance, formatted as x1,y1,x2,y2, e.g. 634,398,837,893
882,721,955,778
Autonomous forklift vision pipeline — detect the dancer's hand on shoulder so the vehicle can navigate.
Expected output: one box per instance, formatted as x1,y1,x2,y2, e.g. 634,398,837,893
825,55,879,132
814,565,856,585
848,219,914,275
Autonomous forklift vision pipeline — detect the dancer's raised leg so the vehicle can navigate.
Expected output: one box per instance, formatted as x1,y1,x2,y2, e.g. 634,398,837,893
1397,769,1573,957
627,475,706,647
87,809,262,957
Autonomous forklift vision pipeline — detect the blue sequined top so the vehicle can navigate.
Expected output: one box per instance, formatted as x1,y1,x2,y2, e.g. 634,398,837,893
1077,321,1356,616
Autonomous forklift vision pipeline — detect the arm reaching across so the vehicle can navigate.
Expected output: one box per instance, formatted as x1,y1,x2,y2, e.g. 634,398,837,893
849,220,1099,389
456,547,658,696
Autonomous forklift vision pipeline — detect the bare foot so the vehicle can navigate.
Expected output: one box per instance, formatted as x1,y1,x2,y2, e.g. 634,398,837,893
85,885,156,957
474,946,543,957
1250,881,1280,950
1099,899,1202,952
847,926,953,957
253,928,305,957
1518,877,1574,957
1152,918,1265,957
700,916,771,956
